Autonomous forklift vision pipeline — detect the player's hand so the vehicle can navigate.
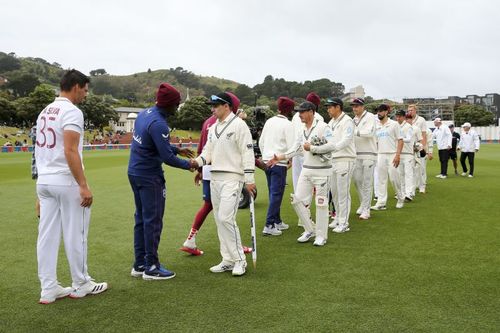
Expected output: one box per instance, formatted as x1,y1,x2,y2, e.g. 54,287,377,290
194,171,202,186
79,184,93,208
189,159,199,172
287,160,292,170
392,154,400,168
266,154,282,168
303,142,311,151
246,183,257,198
255,158,267,171
178,148,195,158
428,152,433,160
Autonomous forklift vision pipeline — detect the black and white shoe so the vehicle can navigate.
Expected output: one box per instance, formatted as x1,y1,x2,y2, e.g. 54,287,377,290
70,280,108,298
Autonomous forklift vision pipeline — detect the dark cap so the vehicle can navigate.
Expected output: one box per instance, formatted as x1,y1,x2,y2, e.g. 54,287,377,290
324,97,343,107
206,93,233,106
156,83,181,108
377,103,391,112
448,124,455,128
277,97,295,114
294,101,316,112
350,97,365,106
395,109,406,117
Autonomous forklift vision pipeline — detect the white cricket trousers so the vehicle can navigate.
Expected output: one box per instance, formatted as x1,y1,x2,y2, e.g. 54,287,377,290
414,156,427,192
37,184,91,293
330,161,355,228
292,155,304,190
353,159,376,216
210,179,246,264
292,173,330,240
399,155,415,198
375,153,402,206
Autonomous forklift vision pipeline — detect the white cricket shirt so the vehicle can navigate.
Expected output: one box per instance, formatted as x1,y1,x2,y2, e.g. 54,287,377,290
353,110,377,161
376,119,403,154
35,97,84,186
259,115,294,166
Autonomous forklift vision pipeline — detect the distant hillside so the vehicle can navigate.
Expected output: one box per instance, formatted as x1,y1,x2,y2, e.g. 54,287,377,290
0,52,240,104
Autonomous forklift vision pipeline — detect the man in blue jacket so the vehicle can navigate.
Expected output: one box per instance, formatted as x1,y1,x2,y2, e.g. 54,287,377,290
128,83,197,280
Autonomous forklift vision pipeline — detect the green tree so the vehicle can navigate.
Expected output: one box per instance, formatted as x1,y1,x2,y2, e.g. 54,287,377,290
235,84,256,106
79,94,119,129
90,68,108,76
0,52,21,72
174,96,212,130
454,104,494,126
14,84,56,126
0,97,17,125
6,71,40,97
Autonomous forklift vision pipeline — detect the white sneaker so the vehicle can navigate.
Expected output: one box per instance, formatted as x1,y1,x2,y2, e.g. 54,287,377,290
332,225,350,233
209,261,234,273
370,205,386,211
419,187,426,194
232,261,247,276
396,200,404,209
70,280,108,298
355,207,362,215
461,172,467,176
297,231,315,243
468,175,473,178
435,174,443,178
329,220,338,229
359,212,370,220
275,222,289,230
313,236,327,246
39,284,72,304
262,225,282,236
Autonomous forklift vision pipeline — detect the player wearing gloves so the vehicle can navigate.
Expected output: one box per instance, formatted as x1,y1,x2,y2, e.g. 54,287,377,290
268,101,335,246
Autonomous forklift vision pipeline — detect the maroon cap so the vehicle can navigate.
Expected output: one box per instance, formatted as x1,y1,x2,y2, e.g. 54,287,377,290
277,97,295,115
156,83,181,108
226,92,240,113
306,92,321,109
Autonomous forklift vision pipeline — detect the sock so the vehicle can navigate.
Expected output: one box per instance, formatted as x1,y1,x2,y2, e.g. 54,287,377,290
191,201,213,231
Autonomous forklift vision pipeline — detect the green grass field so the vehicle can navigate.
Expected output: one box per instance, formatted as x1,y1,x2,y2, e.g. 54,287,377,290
0,146,499,332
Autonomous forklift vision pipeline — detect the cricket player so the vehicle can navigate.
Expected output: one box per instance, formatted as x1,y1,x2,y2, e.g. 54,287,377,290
180,92,253,255
448,124,461,175
395,110,416,201
259,96,295,236
268,101,335,246
128,83,197,280
324,98,356,233
35,69,107,304
371,104,404,210
404,113,424,198
195,92,256,276
407,104,430,193
432,117,452,179
291,93,324,192
458,122,480,177
351,98,377,220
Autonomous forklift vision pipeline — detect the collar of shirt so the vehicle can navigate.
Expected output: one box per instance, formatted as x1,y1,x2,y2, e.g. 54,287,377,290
55,97,71,103
218,112,235,124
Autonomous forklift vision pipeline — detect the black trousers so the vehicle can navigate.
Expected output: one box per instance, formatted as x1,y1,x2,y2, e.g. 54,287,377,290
438,149,449,176
460,152,475,175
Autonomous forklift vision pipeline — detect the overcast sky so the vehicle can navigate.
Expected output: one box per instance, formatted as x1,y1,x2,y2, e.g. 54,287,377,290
1,0,499,100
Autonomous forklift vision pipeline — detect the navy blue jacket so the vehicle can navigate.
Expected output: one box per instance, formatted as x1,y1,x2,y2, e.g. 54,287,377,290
128,106,190,176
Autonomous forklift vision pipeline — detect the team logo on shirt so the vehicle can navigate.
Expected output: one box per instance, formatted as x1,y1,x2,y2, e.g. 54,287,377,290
162,133,169,139
226,132,235,139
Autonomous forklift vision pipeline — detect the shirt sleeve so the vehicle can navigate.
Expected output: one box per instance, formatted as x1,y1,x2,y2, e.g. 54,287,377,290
258,121,268,154
332,119,354,151
474,132,480,150
356,113,377,138
195,128,213,167
62,109,84,133
310,125,336,154
402,125,413,143
238,122,255,184
149,120,190,170
284,129,304,159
